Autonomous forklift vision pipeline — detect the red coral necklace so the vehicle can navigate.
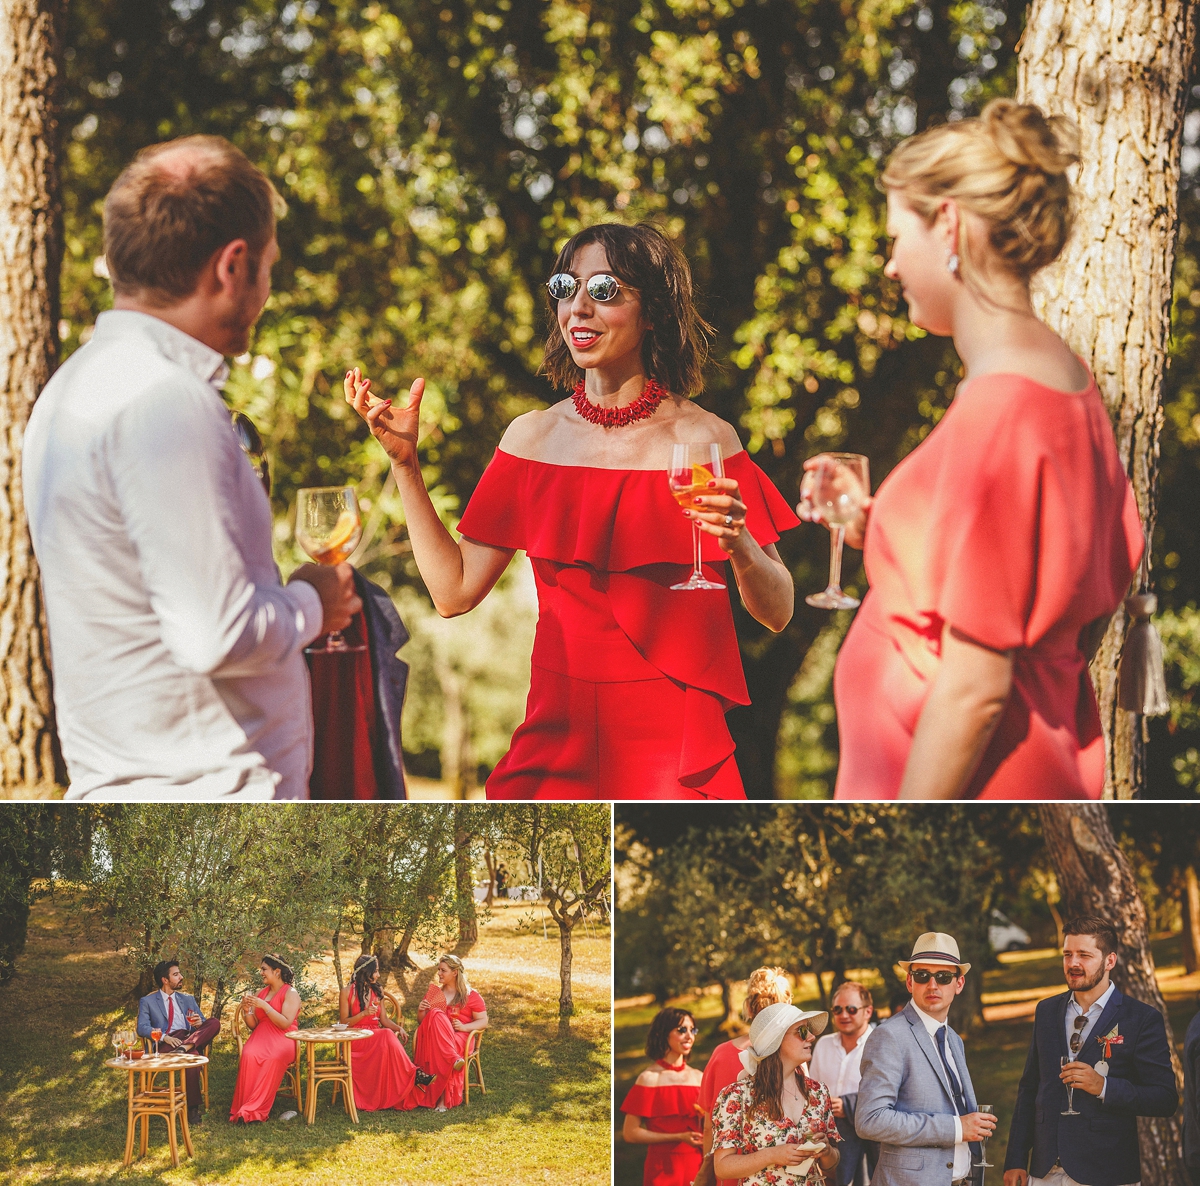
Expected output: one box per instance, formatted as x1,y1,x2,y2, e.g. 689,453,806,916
656,1057,686,1071
572,377,665,427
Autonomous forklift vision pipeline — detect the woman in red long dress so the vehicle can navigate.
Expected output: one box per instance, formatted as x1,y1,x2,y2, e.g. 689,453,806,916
229,954,301,1123
804,99,1143,799
620,1006,704,1186
412,955,488,1111
699,967,793,1166
339,954,430,1111
347,222,798,799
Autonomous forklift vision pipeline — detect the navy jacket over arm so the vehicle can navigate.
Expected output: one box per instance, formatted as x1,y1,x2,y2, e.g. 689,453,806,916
1004,987,1177,1186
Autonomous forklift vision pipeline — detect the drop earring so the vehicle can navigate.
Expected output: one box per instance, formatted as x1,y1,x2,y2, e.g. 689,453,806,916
946,253,960,276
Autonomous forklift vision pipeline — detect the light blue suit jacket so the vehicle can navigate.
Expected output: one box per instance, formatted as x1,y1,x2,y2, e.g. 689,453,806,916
136,990,203,1039
855,1003,979,1186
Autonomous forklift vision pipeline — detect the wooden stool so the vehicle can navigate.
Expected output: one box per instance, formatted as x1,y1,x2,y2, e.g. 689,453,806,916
463,1030,486,1104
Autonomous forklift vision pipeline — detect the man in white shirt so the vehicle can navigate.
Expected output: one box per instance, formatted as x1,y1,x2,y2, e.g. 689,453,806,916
809,980,877,1185
857,932,997,1186
24,135,359,798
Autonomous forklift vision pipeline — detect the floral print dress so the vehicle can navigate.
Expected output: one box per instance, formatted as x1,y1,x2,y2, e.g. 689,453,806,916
711,1074,841,1186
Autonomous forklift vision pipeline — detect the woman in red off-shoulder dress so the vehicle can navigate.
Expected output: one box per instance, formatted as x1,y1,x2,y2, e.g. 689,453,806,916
620,1007,704,1186
348,222,798,799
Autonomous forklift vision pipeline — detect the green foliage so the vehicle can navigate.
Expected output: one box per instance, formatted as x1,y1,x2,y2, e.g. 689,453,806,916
0,808,55,983
59,0,1030,789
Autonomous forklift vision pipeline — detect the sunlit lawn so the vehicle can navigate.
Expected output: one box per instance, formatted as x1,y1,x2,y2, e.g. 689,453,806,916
1,893,611,1185
615,935,1200,1186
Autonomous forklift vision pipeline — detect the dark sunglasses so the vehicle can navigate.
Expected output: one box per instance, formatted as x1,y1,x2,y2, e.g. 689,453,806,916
1069,1014,1087,1054
674,1024,697,1035
831,1005,862,1016
911,968,960,985
231,410,271,496
546,272,629,302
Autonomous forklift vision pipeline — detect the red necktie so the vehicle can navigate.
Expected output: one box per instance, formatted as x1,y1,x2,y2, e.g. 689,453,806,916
167,996,174,1032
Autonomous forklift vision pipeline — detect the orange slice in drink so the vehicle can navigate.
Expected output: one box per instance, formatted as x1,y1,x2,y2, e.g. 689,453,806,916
691,463,715,487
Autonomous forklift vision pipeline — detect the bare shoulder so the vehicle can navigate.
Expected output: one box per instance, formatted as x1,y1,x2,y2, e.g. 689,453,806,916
636,1066,664,1087
970,335,1090,395
499,404,570,457
667,400,744,457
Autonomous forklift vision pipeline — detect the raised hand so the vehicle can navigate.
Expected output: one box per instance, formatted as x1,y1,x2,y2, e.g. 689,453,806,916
344,366,425,472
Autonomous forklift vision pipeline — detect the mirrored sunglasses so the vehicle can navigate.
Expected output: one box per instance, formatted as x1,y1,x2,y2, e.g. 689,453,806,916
546,272,627,302
910,968,959,985
674,1023,697,1035
831,1005,861,1015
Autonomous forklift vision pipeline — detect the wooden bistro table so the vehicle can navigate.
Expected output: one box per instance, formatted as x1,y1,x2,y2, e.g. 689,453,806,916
105,1052,208,1168
285,1026,372,1124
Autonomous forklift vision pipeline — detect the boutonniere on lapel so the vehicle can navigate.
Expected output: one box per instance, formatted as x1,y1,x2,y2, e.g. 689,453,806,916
1095,1025,1123,1076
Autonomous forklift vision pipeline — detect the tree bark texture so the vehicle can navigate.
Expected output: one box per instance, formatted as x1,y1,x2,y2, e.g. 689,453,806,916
453,806,478,947
1039,804,1185,1186
1182,864,1200,973
0,0,63,790
558,920,574,1031
1018,0,1197,798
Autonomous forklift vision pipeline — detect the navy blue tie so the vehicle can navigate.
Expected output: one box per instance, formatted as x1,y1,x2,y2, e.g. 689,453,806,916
936,1025,969,1116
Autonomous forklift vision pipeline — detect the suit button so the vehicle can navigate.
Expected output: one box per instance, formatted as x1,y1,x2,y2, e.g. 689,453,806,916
946,1164,953,1169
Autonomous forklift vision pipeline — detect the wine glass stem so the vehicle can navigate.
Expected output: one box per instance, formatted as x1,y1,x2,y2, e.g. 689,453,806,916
691,520,704,582
827,526,846,593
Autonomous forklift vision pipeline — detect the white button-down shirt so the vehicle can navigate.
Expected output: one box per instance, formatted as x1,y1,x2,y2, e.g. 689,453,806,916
158,990,188,1033
24,310,323,798
1066,981,1114,1100
910,1002,972,1180
808,1025,874,1096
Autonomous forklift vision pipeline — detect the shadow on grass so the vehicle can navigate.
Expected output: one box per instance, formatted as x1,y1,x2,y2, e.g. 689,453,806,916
1,894,610,1185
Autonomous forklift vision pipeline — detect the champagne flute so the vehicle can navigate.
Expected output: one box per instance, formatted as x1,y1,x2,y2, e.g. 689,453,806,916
295,486,366,654
975,1104,994,1169
1060,1056,1080,1115
802,452,869,610
667,443,727,592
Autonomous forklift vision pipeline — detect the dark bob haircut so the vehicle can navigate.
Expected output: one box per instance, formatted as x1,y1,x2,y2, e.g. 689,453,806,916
1062,916,1119,959
542,222,714,397
645,1006,696,1061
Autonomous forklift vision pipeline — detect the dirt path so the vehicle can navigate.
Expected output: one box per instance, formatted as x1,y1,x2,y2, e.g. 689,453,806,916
464,955,610,991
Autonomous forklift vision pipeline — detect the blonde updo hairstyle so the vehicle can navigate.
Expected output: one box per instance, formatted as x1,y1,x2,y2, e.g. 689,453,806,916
881,99,1080,299
741,966,793,1022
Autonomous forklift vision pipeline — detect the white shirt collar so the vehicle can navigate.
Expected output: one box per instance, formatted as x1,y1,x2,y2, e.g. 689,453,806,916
93,309,230,388
910,1000,952,1036
1069,980,1115,1015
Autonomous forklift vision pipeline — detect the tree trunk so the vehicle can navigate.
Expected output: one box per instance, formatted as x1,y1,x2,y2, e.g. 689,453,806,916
0,0,64,791
393,912,420,971
1039,804,1186,1186
557,917,574,1038
1018,0,1198,798
213,977,225,1021
1182,864,1200,974
453,806,478,947
331,919,343,993
717,978,733,1029
483,845,496,908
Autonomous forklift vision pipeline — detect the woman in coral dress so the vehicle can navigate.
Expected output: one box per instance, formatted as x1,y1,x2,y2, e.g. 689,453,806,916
808,100,1143,799
699,967,793,1163
229,954,301,1123
339,954,429,1111
620,1007,705,1186
347,222,798,799
412,955,487,1111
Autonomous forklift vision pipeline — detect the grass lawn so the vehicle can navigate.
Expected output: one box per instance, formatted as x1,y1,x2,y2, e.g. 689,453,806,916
1,892,611,1186
615,935,1200,1186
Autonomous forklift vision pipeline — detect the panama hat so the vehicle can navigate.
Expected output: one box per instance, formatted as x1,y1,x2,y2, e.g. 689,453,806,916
738,1003,830,1077
897,932,970,976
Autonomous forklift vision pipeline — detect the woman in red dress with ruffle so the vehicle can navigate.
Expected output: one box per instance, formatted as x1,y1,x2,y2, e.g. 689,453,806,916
229,954,302,1123
347,222,798,799
339,954,429,1111
620,1007,704,1186
804,100,1143,799
412,955,487,1111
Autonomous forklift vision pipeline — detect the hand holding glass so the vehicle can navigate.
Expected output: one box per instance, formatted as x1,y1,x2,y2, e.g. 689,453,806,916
802,453,869,610
1061,1057,1080,1115
667,443,727,592
295,486,365,653
975,1104,994,1168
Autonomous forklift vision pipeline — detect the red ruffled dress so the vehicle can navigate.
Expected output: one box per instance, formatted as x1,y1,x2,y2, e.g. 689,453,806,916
347,989,420,1111
457,450,800,799
834,371,1144,799
413,989,486,1109
620,1077,703,1186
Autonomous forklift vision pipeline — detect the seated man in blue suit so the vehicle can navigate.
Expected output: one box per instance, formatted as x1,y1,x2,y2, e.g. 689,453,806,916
857,931,997,1186
136,958,221,1126
1003,916,1178,1186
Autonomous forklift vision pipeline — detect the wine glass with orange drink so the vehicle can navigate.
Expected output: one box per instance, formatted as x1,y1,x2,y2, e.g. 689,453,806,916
667,443,727,592
295,486,365,653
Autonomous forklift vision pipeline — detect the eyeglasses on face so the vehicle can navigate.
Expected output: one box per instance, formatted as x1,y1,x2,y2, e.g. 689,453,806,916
910,968,960,985
546,272,628,302
674,1024,697,1035
831,1004,862,1016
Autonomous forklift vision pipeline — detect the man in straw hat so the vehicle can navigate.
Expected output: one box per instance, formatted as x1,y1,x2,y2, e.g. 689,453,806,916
1003,916,1176,1186
856,932,996,1186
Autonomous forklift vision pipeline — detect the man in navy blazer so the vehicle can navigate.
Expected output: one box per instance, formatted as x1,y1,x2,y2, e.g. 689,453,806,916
136,958,221,1124
1003,917,1177,1186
